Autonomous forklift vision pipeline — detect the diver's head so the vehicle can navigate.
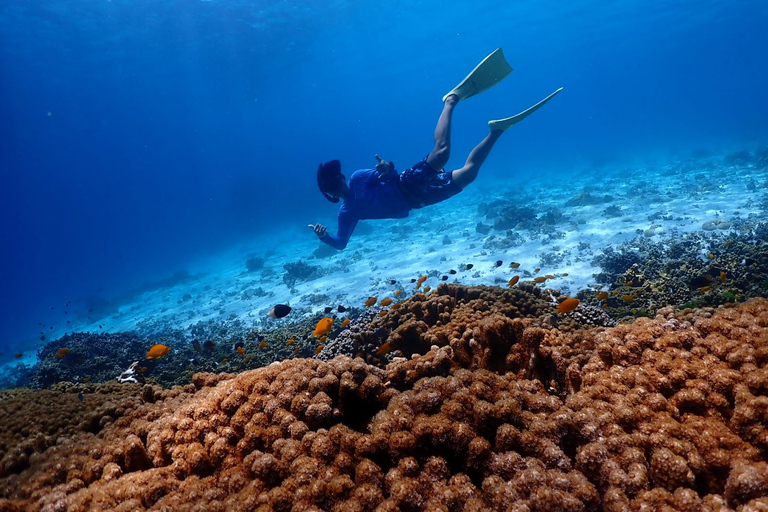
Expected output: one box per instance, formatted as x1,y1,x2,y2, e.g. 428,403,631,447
317,160,348,202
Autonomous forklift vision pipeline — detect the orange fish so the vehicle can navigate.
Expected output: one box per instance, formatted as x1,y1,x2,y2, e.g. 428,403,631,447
699,286,711,292
220,357,228,364
422,286,431,293
244,355,252,362
596,291,609,300
612,290,621,296
364,297,377,307
140,366,148,373
601,303,608,309
510,262,521,268
621,295,635,301
259,341,267,349
562,273,569,277
508,276,520,287
376,342,392,355
556,298,580,314
533,276,547,284
708,253,715,259
341,318,350,327
378,311,387,317
83,377,90,382
55,348,71,358
394,290,402,296
315,345,325,355
534,268,541,274
391,303,402,310
146,344,171,359
719,271,727,283
416,275,427,289
236,346,244,355
379,298,393,306
319,335,328,343
313,317,334,337
545,274,555,280
287,339,295,346
13,352,23,358
624,281,634,287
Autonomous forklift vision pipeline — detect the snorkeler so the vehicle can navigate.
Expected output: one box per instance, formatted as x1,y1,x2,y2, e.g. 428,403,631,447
310,48,562,250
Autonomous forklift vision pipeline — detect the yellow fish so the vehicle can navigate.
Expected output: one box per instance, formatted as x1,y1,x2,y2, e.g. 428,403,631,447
313,317,333,337
146,344,170,359
556,298,580,314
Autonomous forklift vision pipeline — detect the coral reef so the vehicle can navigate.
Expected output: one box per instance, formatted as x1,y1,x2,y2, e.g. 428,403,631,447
0,290,765,511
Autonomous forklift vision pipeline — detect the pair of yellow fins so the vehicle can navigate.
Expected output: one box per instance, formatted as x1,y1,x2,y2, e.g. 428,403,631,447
443,48,563,131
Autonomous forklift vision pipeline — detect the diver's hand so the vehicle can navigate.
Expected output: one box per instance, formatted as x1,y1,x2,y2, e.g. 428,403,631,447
308,224,327,239
375,154,393,176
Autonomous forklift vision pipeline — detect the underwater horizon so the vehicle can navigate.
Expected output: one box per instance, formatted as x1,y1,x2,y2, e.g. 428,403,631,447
1,0,767,356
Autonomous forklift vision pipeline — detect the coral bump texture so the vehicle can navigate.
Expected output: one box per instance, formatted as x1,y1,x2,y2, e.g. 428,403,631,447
0,288,766,511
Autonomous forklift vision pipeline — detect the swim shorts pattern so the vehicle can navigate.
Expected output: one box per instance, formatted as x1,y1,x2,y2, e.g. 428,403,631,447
398,157,462,209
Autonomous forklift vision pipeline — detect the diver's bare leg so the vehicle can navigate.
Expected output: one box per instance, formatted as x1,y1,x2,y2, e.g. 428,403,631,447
426,95,459,171
450,129,503,189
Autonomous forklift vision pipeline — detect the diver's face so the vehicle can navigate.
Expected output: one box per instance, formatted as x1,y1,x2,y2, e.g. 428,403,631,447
330,177,348,198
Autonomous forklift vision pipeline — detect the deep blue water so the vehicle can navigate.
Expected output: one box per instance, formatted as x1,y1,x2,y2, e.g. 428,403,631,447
1,0,766,353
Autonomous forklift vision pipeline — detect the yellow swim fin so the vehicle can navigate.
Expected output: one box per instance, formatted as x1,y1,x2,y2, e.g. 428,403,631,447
442,48,514,103
488,87,563,131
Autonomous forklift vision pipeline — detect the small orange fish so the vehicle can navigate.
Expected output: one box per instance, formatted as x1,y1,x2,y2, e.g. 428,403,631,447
364,297,377,307
534,268,541,274
55,348,71,358
313,317,334,337
596,291,609,300
621,295,635,301
612,290,621,296
699,286,711,292
244,355,252,362
391,303,402,310
139,366,148,372
341,318,350,327
545,274,555,280
708,253,715,259
315,345,325,355
146,344,171,359
556,298,580,314
319,335,327,343
533,276,547,284
561,273,569,277
510,262,521,268
394,290,402,296
259,341,267,349
601,303,608,309
508,276,520,287
83,377,90,382
378,311,387,317
719,271,727,283
236,346,244,355
220,357,228,364
379,298,393,306
422,286,431,293
416,275,427,288
287,339,295,346
376,342,392,355
624,281,634,287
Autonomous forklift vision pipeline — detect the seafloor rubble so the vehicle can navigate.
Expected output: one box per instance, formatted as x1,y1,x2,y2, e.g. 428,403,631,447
0,286,766,511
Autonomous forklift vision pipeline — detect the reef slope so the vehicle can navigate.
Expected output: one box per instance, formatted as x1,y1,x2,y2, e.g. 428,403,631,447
0,288,766,511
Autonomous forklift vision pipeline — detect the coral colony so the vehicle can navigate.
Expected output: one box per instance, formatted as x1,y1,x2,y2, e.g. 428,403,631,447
1,282,767,511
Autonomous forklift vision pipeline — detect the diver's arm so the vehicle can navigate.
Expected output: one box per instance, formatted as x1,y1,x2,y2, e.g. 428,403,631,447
310,212,358,250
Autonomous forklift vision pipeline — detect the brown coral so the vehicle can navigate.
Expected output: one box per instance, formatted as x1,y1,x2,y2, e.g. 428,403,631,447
0,295,766,511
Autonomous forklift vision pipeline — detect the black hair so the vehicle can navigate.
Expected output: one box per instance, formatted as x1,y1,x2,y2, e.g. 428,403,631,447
317,160,343,203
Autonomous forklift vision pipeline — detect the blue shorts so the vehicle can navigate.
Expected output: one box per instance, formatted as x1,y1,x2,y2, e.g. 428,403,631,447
397,156,462,209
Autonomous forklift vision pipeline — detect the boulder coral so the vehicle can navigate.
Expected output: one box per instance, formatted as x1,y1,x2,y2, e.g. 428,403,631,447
0,294,766,511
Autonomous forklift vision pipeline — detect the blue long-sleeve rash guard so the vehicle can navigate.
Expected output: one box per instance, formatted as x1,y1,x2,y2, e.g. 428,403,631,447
321,168,412,250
